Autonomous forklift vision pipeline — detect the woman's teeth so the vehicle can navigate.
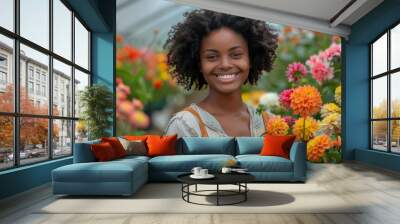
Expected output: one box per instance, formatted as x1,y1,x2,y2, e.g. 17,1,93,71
215,73,238,81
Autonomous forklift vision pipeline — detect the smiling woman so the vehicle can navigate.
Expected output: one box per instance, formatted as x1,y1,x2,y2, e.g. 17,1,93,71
163,9,278,138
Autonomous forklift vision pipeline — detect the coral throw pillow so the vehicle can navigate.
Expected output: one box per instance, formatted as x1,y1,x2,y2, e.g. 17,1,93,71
91,142,117,162
123,135,148,142
146,135,177,157
260,135,296,159
101,137,127,158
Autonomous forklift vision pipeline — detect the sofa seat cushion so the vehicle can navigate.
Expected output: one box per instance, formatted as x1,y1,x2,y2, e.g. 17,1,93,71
149,154,235,172
53,159,147,183
236,155,293,172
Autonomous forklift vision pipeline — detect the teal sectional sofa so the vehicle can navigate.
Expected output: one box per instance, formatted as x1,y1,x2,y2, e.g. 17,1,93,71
52,137,306,196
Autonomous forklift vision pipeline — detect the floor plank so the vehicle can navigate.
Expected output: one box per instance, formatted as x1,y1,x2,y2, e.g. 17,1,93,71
1,162,400,224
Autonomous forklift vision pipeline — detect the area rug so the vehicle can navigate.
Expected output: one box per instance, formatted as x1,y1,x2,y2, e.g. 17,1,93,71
37,183,362,214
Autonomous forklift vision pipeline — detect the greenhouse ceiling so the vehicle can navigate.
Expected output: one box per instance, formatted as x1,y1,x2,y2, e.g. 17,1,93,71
117,0,383,46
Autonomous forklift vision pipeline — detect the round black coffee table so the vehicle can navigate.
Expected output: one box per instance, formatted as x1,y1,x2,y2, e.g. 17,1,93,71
177,173,255,206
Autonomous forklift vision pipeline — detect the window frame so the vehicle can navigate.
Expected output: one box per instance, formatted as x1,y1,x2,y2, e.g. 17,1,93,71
370,20,400,154
0,0,92,171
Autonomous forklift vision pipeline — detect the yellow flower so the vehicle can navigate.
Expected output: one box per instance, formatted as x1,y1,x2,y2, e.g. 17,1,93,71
293,116,319,141
266,116,289,136
307,135,332,162
319,112,341,135
320,103,341,118
335,85,341,105
226,159,237,167
290,85,322,117
241,91,265,107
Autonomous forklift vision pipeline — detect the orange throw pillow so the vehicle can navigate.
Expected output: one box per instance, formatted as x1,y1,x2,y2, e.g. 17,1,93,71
146,135,177,157
123,135,148,142
260,135,296,159
101,137,126,158
91,142,117,161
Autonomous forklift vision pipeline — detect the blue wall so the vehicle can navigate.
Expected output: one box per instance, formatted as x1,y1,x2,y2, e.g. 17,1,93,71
0,0,116,200
343,0,400,170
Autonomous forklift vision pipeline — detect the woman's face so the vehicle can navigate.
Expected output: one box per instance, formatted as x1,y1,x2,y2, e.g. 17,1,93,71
199,27,250,94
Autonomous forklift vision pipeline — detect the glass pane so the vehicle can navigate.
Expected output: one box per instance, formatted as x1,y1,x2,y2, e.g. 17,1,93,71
53,119,72,158
20,117,49,165
53,0,72,60
20,44,49,115
0,0,14,31
372,77,387,119
75,120,88,143
74,17,89,70
391,24,400,70
0,116,13,170
372,121,388,151
0,34,14,112
20,0,49,49
391,72,400,118
391,120,400,153
372,33,387,76
74,69,89,118
53,59,72,117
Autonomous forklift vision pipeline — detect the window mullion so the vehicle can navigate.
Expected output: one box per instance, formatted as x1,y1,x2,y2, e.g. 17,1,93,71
48,0,53,160
71,10,76,155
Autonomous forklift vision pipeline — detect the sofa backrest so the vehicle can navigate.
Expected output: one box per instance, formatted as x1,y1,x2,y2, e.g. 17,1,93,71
73,139,100,163
177,137,236,155
235,137,264,155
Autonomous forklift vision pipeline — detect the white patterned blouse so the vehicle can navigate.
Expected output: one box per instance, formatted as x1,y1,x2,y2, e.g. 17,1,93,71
164,103,268,138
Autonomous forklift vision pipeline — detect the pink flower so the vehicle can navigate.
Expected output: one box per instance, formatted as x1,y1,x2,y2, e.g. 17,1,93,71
310,61,334,85
323,43,341,61
279,88,294,109
306,55,334,85
283,116,296,127
286,62,307,82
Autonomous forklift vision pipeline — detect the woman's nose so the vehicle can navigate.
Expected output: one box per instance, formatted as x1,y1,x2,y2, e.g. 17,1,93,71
219,56,232,68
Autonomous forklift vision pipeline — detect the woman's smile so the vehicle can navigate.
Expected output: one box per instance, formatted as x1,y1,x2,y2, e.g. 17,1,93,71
214,72,240,83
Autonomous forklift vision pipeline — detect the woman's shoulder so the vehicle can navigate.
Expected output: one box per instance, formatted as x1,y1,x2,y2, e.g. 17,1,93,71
163,106,201,137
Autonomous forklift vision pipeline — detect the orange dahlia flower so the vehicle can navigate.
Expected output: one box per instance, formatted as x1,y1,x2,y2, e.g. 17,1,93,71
266,117,289,136
307,135,332,162
293,116,319,141
290,85,322,117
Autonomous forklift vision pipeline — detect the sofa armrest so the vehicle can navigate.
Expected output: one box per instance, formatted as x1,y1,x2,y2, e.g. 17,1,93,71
289,141,307,182
73,140,100,163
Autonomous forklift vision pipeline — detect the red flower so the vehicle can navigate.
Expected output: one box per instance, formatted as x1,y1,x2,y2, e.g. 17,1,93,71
153,80,162,89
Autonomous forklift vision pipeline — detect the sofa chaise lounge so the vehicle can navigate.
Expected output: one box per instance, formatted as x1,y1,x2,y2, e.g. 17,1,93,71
52,137,306,196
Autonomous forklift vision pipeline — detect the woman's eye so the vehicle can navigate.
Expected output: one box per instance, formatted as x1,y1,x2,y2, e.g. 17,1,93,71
206,55,217,60
231,53,243,58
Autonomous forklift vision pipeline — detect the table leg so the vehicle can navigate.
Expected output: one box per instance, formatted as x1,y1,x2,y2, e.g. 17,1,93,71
245,183,247,201
217,184,219,206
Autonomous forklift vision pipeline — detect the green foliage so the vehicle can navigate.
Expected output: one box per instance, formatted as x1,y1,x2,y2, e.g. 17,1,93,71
79,84,113,140
322,149,342,163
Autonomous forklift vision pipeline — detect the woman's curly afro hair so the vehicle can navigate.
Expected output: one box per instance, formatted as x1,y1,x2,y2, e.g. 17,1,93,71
164,9,278,91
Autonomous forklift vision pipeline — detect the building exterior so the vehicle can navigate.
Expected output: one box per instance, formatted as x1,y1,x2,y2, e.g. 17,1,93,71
0,41,75,152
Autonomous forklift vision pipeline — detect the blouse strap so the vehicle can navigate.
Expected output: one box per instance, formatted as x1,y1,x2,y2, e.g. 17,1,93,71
183,106,208,137
261,111,270,130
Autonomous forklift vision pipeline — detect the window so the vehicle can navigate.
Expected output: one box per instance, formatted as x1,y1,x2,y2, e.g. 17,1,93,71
371,23,400,154
0,0,91,170
0,71,6,85
28,81,34,94
0,55,7,67
42,85,46,97
35,83,40,95
0,54,7,86
28,67,34,80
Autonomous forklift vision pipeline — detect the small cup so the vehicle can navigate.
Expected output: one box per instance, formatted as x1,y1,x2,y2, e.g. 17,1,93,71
221,167,232,174
199,169,208,176
191,167,202,176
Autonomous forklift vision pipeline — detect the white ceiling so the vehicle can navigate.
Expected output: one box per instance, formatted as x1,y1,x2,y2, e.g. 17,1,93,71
117,0,384,46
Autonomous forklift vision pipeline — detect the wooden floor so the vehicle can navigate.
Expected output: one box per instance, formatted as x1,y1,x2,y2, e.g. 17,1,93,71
1,162,400,224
